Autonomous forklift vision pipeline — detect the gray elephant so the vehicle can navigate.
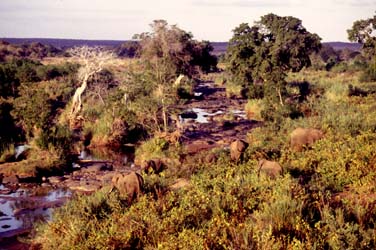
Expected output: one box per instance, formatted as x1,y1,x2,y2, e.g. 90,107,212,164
141,159,165,174
111,172,143,203
230,139,248,161
258,159,282,179
290,127,324,152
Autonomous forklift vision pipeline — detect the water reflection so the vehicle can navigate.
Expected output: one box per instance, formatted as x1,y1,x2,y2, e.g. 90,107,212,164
78,147,134,167
0,184,71,236
180,108,224,123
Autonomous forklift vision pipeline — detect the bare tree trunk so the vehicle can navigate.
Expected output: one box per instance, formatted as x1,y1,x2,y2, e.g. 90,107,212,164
70,75,88,118
162,98,168,133
67,46,114,128
277,87,284,106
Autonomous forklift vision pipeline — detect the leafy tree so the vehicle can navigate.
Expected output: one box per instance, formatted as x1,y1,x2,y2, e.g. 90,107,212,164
12,83,54,139
226,13,321,104
348,13,376,59
115,41,140,58
348,13,376,81
132,20,217,132
0,99,23,154
135,20,217,78
0,63,19,98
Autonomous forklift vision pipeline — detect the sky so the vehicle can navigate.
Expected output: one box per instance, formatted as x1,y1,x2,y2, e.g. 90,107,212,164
0,0,375,42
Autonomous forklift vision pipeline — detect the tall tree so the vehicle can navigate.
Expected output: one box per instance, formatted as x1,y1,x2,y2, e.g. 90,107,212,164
133,20,217,132
226,13,321,105
348,13,376,82
347,13,376,60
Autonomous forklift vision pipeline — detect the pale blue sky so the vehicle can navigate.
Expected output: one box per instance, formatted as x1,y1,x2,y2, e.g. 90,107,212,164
0,0,374,42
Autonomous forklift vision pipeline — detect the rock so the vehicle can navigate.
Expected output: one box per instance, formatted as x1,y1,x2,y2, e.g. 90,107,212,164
180,111,198,119
0,188,13,195
97,172,118,183
185,140,214,154
81,163,113,173
66,180,101,193
48,176,66,184
2,175,19,184
230,139,248,161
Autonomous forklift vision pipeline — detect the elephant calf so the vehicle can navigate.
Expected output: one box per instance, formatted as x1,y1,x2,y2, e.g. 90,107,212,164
111,172,143,203
290,127,324,152
230,139,248,161
258,159,282,179
142,159,165,174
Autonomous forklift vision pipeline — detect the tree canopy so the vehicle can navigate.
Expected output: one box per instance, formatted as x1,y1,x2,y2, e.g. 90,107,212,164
348,13,376,82
134,20,217,80
226,13,321,102
347,13,376,60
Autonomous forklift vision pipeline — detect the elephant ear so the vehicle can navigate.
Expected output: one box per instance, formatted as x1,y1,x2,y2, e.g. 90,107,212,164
112,173,122,185
258,159,265,169
136,172,144,188
237,140,248,151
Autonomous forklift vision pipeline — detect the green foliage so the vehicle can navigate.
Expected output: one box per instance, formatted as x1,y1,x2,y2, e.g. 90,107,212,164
0,40,62,62
347,13,376,60
12,84,54,138
135,136,170,163
0,99,23,154
348,13,376,82
135,20,217,78
115,41,141,58
28,37,376,250
0,59,78,98
359,59,376,82
226,13,321,103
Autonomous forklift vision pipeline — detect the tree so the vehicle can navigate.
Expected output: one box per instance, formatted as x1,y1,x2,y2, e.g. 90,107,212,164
348,13,376,81
226,13,321,105
134,20,217,79
67,46,114,126
132,20,217,132
348,13,376,60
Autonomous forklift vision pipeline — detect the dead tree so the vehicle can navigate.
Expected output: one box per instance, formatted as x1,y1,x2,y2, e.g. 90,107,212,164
68,46,114,127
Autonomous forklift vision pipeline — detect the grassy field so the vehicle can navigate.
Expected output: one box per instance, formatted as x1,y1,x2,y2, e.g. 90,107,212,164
30,69,376,249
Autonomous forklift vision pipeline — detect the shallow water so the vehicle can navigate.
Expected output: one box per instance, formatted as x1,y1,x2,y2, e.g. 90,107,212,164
180,108,247,124
0,185,71,237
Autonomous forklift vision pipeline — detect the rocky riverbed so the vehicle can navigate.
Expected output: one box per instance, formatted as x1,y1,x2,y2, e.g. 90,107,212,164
0,79,261,248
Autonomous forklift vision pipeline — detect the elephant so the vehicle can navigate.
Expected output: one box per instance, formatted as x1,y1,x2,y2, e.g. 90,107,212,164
290,127,324,152
258,159,282,179
111,172,143,203
141,159,165,174
230,139,248,161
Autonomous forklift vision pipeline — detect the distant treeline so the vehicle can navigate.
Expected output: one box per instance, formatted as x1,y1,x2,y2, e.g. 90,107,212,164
0,38,362,63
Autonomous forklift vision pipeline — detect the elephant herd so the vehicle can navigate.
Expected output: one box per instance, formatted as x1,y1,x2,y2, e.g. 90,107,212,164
111,127,324,204
230,127,324,178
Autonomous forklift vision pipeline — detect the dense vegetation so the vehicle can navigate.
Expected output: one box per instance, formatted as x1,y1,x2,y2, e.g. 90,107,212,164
0,40,63,62
0,14,375,249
